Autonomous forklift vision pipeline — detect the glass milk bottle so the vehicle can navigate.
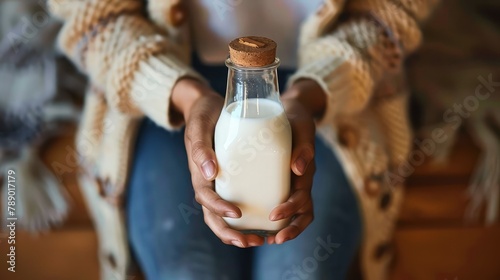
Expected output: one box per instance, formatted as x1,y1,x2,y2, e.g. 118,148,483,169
215,36,292,235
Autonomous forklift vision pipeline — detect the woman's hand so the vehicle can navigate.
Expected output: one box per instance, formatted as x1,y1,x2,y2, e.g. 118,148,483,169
266,79,325,244
171,78,326,247
171,78,265,248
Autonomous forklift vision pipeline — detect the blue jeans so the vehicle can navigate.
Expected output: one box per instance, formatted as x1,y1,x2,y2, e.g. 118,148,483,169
126,57,362,280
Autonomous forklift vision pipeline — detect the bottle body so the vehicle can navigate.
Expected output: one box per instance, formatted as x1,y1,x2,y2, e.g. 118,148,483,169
214,58,291,234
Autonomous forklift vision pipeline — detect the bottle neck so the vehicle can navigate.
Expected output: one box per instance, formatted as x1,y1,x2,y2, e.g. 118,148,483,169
224,58,281,110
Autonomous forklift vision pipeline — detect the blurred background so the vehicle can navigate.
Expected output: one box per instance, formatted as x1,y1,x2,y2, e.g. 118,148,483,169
0,0,499,279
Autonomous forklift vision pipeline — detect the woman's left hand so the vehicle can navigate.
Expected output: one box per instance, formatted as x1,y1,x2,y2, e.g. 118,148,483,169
267,79,326,244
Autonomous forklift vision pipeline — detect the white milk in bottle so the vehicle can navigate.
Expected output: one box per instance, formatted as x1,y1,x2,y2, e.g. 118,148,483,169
215,37,292,234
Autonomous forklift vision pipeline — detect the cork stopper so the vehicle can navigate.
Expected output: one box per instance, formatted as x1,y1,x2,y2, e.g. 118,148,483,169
229,36,277,67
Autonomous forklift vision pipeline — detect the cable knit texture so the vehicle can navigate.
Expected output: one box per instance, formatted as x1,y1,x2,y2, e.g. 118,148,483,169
49,0,438,279
49,0,201,127
291,0,437,127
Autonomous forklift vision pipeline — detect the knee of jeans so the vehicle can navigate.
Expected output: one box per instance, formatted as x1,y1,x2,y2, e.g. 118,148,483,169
128,215,180,247
157,269,195,280
157,271,231,280
155,257,231,280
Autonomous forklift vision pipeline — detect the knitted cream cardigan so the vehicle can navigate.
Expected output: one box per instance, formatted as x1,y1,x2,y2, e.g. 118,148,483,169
48,0,438,279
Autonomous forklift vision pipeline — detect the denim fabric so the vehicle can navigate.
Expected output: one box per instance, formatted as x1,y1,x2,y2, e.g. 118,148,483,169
126,55,362,280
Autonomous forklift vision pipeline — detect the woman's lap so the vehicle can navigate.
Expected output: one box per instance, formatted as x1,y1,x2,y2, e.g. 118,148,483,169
126,119,362,280
252,133,362,280
126,120,246,280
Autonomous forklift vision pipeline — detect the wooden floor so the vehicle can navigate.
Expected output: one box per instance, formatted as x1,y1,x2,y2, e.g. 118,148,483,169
391,131,500,280
391,225,500,280
0,128,498,280
0,229,99,280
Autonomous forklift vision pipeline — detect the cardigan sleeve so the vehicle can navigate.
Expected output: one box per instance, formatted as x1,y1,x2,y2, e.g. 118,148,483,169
289,0,440,126
48,0,202,130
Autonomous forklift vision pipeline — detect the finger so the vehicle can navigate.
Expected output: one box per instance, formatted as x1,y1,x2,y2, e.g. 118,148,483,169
267,236,276,245
186,138,241,218
186,146,241,218
274,209,314,244
194,184,241,218
269,162,315,221
291,145,314,176
269,188,310,221
203,207,265,247
185,115,219,181
288,115,315,176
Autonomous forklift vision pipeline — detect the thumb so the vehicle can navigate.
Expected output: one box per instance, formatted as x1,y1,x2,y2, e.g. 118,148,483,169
191,140,218,180
284,101,315,176
291,142,315,176
185,116,219,181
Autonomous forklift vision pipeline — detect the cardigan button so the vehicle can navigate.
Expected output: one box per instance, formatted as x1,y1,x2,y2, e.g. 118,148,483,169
95,177,112,198
374,242,393,260
379,191,392,210
337,125,359,148
95,177,122,205
364,178,382,197
107,253,117,269
169,2,187,27
95,178,106,197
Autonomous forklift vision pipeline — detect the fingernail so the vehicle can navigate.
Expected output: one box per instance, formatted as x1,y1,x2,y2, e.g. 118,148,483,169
201,160,216,179
231,240,244,248
271,214,284,221
225,211,239,218
279,237,290,244
295,156,308,175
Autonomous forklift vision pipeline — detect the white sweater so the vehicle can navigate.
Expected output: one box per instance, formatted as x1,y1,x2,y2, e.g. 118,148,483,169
188,0,323,68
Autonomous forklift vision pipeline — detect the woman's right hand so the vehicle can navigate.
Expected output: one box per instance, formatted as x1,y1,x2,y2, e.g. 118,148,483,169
171,78,266,248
